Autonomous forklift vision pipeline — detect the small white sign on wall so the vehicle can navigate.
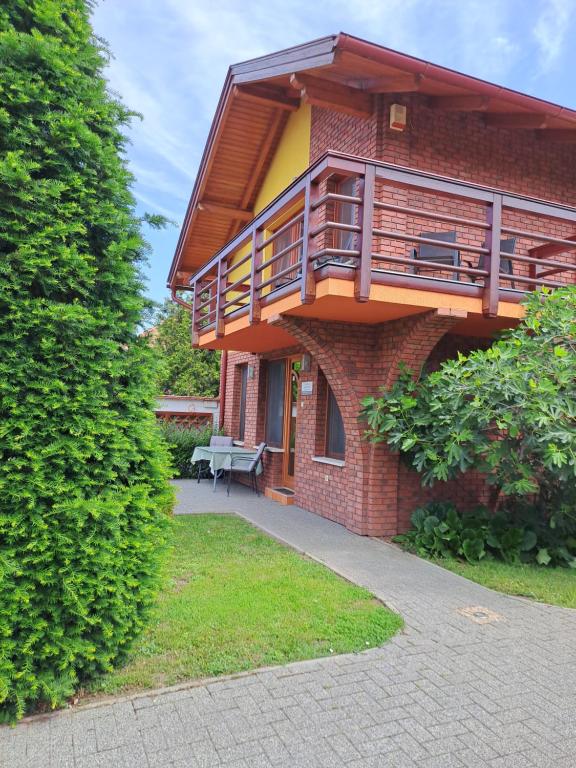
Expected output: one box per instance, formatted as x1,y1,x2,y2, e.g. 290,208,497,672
301,380,313,395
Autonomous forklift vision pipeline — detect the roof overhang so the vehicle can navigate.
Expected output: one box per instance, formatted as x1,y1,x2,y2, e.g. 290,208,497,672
168,32,576,289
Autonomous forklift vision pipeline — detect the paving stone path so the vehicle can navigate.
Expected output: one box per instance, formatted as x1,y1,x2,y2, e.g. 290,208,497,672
3,480,576,767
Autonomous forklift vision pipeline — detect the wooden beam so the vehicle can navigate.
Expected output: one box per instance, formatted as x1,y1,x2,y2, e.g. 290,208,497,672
233,85,300,111
430,94,490,111
355,165,375,302
482,194,502,318
485,113,548,130
197,201,253,221
536,129,576,144
174,271,193,285
363,74,422,94
289,73,373,119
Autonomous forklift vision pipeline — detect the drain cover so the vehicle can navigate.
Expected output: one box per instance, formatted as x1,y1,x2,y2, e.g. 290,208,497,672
457,606,504,624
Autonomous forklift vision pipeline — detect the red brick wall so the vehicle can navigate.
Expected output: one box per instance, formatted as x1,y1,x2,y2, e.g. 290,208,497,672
311,98,576,285
397,463,491,532
311,96,576,204
310,106,379,164
223,313,485,535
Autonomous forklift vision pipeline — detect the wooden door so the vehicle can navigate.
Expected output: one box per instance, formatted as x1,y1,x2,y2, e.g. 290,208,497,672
281,357,300,488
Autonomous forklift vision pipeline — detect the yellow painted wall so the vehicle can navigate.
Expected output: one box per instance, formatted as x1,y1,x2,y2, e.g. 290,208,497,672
226,104,311,312
254,103,311,213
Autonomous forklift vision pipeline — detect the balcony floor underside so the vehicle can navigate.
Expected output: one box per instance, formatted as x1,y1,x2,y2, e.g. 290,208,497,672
198,275,525,352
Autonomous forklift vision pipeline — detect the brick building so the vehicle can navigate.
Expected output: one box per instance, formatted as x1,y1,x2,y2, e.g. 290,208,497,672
168,34,576,536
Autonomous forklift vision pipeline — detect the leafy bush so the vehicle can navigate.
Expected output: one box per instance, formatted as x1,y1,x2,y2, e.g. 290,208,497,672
159,422,216,478
152,300,221,396
361,287,576,528
0,3,172,720
396,502,575,567
506,500,576,568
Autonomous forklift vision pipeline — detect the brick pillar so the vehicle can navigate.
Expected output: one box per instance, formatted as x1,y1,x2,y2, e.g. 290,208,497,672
271,310,464,535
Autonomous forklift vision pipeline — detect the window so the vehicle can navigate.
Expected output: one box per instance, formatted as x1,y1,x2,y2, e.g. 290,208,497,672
265,359,286,448
335,177,357,252
325,387,345,459
272,218,303,288
238,365,248,441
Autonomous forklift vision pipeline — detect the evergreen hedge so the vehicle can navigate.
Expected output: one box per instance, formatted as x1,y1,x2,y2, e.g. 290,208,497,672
0,1,173,720
159,422,216,478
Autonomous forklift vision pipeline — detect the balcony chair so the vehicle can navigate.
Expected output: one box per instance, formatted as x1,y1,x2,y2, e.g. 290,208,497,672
196,434,233,483
464,238,516,289
411,230,461,281
226,442,266,497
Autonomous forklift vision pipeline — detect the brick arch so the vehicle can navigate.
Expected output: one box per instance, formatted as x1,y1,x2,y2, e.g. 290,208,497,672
273,316,350,382
271,317,373,534
272,317,364,418
379,309,466,390
270,310,463,535
271,317,368,464
424,332,492,375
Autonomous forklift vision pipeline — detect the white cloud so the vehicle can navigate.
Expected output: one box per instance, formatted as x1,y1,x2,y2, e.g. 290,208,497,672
421,0,520,80
130,162,188,202
103,57,198,183
533,0,574,71
133,190,182,223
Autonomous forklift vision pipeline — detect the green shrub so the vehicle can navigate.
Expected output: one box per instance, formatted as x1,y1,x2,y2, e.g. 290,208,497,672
395,502,490,563
0,2,172,720
361,286,576,522
395,502,574,567
158,422,216,478
505,500,576,568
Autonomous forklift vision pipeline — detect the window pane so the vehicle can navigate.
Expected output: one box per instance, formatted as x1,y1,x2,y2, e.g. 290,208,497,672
238,365,248,441
272,219,303,286
336,178,356,251
326,388,345,459
265,359,285,448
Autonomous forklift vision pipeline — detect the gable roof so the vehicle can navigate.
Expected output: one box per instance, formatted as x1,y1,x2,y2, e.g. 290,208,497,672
168,33,576,288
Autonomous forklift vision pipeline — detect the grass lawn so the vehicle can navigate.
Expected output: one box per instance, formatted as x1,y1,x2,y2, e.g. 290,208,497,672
438,558,576,609
90,514,402,696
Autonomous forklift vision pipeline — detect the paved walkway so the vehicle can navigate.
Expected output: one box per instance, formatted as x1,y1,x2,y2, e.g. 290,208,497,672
3,480,576,768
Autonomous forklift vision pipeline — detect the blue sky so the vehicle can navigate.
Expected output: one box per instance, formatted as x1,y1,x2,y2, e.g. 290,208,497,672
91,0,576,306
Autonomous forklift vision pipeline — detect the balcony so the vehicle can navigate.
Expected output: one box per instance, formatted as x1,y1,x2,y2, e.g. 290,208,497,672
180,152,576,351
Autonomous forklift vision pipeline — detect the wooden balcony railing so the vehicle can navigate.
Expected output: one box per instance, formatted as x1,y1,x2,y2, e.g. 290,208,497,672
181,151,576,341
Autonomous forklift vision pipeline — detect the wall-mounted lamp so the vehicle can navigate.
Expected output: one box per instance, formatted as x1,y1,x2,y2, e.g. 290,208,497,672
390,103,407,132
301,353,312,372
247,365,255,380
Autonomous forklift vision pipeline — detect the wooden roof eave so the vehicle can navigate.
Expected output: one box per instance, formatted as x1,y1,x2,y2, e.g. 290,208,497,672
231,35,338,83
167,39,344,289
336,33,576,125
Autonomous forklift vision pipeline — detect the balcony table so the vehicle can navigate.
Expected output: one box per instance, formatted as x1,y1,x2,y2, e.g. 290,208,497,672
191,445,262,491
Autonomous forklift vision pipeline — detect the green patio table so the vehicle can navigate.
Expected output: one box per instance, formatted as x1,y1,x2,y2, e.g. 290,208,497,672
191,445,262,491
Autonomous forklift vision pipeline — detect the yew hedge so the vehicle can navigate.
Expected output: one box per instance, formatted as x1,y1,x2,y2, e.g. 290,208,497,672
0,1,172,720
